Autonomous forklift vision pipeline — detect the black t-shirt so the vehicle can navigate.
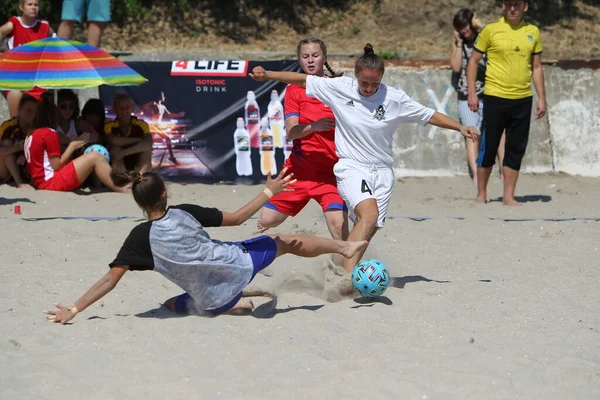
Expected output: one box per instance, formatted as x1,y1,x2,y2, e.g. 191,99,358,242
109,204,223,271
452,35,487,101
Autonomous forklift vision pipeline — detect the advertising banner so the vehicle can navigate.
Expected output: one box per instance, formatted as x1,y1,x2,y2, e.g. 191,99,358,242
99,60,300,183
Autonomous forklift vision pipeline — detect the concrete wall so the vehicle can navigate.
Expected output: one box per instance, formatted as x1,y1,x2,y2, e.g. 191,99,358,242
331,64,597,177
1,59,598,177
545,67,600,176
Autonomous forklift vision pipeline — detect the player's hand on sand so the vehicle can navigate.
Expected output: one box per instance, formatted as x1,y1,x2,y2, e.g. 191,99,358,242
461,126,480,142
249,66,268,81
536,99,546,119
266,167,296,196
312,118,335,132
467,92,479,112
43,304,76,325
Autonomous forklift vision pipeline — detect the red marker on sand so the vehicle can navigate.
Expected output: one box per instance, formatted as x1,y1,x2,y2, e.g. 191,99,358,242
14,205,21,214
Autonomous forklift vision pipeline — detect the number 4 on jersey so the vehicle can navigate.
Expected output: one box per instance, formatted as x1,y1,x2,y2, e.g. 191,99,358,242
361,179,372,195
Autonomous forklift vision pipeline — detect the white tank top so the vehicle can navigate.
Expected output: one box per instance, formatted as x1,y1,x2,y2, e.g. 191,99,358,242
58,120,78,140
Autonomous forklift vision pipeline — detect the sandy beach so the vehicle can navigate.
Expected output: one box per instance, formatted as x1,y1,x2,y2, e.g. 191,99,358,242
1,173,599,399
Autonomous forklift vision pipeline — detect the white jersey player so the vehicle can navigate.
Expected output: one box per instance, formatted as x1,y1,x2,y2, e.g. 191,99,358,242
250,43,480,278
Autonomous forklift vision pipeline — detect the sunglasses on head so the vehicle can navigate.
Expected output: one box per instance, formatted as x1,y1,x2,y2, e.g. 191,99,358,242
59,102,76,110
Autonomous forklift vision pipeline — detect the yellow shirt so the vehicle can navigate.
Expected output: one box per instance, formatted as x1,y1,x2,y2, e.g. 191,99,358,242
104,116,150,138
474,17,542,99
0,117,24,142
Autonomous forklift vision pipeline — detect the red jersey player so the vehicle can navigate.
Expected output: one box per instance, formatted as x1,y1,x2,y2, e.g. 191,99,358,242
257,38,348,243
0,0,53,117
24,98,128,193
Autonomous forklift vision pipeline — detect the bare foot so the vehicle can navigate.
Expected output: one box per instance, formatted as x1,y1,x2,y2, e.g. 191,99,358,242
503,198,522,207
163,297,177,312
224,299,254,315
17,183,33,189
341,240,369,258
475,195,486,204
256,221,269,233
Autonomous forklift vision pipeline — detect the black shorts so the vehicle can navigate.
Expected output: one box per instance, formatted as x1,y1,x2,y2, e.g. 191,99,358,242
478,95,533,171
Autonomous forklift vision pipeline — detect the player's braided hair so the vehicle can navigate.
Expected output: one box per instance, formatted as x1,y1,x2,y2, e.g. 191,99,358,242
296,38,342,77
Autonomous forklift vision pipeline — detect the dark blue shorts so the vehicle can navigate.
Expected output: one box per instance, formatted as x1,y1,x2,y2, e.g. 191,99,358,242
174,235,278,315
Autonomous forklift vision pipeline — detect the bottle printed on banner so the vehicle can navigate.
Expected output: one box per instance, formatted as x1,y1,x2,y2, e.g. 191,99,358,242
284,136,293,160
244,91,260,148
267,90,285,148
259,118,276,175
233,117,252,176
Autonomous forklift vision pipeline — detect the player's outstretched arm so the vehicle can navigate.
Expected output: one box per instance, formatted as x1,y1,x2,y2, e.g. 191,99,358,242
221,167,297,226
249,67,308,87
43,266,129,325
428,111,480,142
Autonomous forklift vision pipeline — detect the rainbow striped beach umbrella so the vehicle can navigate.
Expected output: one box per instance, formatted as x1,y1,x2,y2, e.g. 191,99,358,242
0,37,146,90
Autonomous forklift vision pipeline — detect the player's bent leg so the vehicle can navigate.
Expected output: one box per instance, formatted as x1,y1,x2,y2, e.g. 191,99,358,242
268,233,368,260
323,210,350,266
222,299,254,315
323,209,349,241
257,206,289,232
163,293,192,314
73,151,127,193
342,199,379,273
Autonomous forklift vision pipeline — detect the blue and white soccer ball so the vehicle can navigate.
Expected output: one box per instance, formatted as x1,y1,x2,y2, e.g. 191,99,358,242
84,144,111,163
352,259,390,297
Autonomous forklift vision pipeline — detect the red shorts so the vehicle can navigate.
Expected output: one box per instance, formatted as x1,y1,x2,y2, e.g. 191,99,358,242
266,176,347,217
38,161,81,191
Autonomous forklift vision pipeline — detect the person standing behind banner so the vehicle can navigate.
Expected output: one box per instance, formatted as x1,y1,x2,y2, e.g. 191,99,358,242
467,0,546,206
257,38,349,243
57,0,110,48
450,9,505,185
105,93,153,174
0,0,52,118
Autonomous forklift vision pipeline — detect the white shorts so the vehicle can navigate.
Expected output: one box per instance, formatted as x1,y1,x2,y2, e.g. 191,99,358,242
458,100,484,131
334,159,395,228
